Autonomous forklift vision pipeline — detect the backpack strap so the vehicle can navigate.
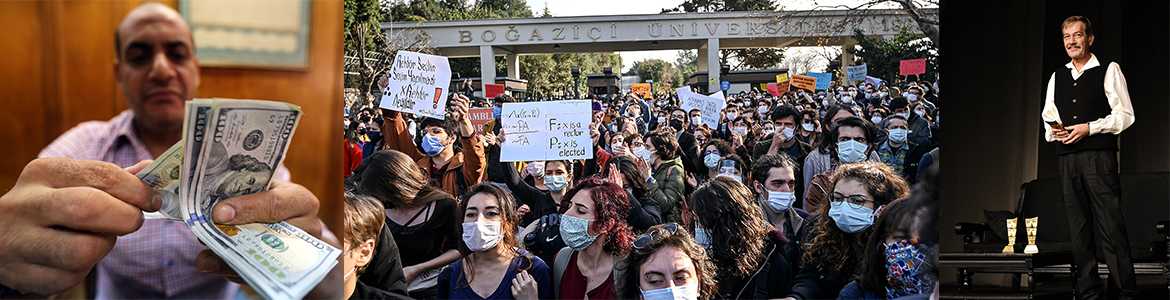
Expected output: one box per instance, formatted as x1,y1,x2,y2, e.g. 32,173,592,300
552,247,573,298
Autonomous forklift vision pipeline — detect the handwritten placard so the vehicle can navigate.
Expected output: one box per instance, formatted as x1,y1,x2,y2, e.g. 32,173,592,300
808,72,833,90
631,83,652,99
766,83,781,97
484,84,506,99
677,87,726,129
790,74,816,92
469,108,494,134
776,73,789,83
900,58,926,75
865,76,884,87
846,64,868,82
379,51,451,119
500,100,594,162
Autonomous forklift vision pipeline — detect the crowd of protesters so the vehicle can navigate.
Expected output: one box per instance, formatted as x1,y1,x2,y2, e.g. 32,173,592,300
340,76,941,300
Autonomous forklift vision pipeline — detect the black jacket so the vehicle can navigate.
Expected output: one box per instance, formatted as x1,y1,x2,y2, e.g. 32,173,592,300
715,230,794,300
360,223,411,298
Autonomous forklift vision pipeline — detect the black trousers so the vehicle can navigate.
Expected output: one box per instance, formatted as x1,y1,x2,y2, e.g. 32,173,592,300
1058,150,1137,299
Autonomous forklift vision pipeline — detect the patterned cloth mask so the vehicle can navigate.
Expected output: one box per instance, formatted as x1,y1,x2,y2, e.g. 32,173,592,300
885,239,937,298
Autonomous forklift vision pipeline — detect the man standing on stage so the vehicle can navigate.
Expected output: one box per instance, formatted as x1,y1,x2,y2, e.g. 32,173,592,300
1041,15,1136,300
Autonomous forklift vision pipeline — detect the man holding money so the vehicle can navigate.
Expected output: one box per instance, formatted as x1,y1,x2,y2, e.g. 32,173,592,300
0,3,337,298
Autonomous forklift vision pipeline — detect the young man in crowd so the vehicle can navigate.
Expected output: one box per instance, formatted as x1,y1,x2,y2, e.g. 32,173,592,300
876,115,929,185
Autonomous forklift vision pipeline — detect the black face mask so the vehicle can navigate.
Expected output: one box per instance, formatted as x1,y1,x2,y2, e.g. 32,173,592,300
669,119,685,131
357,128,367,135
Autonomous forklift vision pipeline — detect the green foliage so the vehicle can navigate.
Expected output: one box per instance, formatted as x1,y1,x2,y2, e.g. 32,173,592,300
663,0,776,13
521,53,622,98
628,59,683,91
847,27,938,82
675,50,699,87
344,0,384,53
664,0,783,71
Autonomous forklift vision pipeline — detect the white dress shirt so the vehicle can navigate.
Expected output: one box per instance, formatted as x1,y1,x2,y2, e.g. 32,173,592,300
1041,54,1135,142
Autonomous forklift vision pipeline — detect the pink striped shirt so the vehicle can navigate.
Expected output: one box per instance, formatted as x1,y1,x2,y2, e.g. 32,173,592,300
39,110,291,299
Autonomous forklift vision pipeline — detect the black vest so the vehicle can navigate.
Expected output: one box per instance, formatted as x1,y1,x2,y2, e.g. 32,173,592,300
1053,59,1118,154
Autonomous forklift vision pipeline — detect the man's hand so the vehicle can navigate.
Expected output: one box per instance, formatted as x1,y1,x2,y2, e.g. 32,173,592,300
1061,123,1089,144
198,179,323,277
0,158,157,295
483,132,497,147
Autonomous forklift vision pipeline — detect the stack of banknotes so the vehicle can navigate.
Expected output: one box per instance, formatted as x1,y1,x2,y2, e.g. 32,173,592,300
135,98,339,300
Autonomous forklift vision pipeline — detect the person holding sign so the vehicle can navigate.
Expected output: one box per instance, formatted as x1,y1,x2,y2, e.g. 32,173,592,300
1041,16,1137,300
381,94,486,199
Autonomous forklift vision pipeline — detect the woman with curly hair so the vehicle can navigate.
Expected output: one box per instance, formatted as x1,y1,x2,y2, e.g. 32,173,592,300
687,177,794,299
617,223,719,300
551,178,635,300
781,162,910,300
438,184,553,300
689,139,734,187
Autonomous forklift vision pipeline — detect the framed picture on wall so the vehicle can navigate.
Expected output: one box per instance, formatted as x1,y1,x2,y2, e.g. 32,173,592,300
180,0,311,70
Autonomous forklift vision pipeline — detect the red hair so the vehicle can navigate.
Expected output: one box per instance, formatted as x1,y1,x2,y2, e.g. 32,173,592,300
560,177,634,256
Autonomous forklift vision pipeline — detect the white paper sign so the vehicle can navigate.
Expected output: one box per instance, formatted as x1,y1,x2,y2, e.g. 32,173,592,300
846,64,868,82
677,87,726,129
379,51,451,119
500,100,594,162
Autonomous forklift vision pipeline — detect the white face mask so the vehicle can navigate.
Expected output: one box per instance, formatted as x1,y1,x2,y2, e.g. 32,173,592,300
915,110,926,117
763,188,795,213
461,221,503,252
782,127,795,141
690,116,702,125
641,284,700,300
896,112,911,120
727,112,738,120
657,116,666,123
733,126,748,136
802,123,816,132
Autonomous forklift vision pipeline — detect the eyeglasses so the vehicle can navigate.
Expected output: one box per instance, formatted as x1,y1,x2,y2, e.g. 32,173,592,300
633,223,681,250
829,192,876,209
703,150,720,156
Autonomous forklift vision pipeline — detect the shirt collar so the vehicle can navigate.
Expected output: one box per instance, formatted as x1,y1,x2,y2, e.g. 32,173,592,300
104,110,148,157
1065,53,1100,73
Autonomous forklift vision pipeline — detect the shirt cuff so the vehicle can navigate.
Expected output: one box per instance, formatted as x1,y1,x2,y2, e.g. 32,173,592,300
1088,121,1101,136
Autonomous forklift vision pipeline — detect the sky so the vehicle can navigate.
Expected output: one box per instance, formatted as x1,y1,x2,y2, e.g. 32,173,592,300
528,0,921,73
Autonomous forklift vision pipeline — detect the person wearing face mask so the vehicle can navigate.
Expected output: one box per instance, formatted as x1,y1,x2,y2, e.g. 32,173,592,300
755,105,813,179
345,122,366,178
687,177,795,300
903,86,936,117
438,184,553,300
483,94,516,185
491,128,576,229
876,115,929,185
601,156,663,231
643,131,687,224
840,196,937,299
687,109,705,132
551,178,635,300
616,223,718,300
667,107,703,175
796,110,821,148
802,117,882,214
691,139,734,188
750,154,812,275
381,93,486,198
778,162,910,300
876,97,932,149
344,193,411,300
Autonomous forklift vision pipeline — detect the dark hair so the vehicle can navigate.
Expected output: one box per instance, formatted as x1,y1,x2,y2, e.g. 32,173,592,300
687,177,776,279
697,139,733,172
1062,15,1094,36
770,104,801,123
750,154,798,195
857,197,916,298
644,131,679,161
416,117,462,153
603,155,649,200
719,154,749,184
817,116,877,156
454,184,531,287
357,150,431,209
617,224,719,300
803,162,909,275
493,93,516,104
815,105,852,151
884,114,908,128
889,97,910,110
559,178,634,256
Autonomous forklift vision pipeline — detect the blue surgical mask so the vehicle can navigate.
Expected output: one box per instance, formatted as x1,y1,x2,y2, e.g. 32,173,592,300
762,186,795,213
642,148,657,162
642,284,700,300
492,107,502,119
837,140,868,164
880,92,889,97
693,227,713,250
828,202,875,233
422,135,448,156
703,153,721,169
559,214,597,251
544,175,568,192
888,128,908,144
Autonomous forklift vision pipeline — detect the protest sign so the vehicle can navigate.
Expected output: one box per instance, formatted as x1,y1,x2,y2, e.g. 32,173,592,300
766,83,781,97
776,73,789,83
846,64,868,82
900,58,926,75
468,108,494,134
865,76,884,87
484,84,506,99
677,87,726,129
808,72,833,90
380,51,451,119
631,83,652,99
500,100,593,162
790,74,816,92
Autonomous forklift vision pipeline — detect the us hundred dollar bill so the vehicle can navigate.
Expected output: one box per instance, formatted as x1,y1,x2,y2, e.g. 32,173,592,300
136,142,183,221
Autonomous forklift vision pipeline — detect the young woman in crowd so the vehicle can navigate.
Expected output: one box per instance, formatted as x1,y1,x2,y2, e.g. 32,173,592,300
643,131,686,224
601,155,663,230
357,150,461,299
687,177,794,299
730,116,757,164
783,162,911,300
689,139,734,187
617,223,719,300
344,193,409,300
551,178,635,300
344,121,365,178
838,195,936,299
796,110,821,147
438,184,553,300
